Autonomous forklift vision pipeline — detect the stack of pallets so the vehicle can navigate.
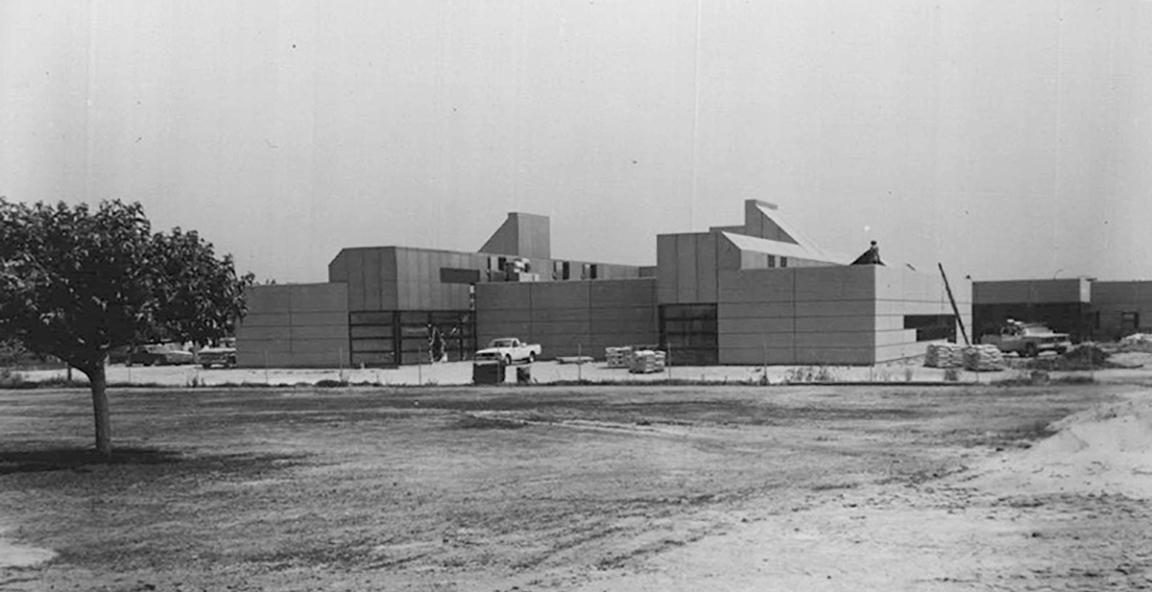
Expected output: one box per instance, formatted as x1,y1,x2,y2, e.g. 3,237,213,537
924,343,965,368
628,350,666,374
606,346,632,369
963,344,1005,371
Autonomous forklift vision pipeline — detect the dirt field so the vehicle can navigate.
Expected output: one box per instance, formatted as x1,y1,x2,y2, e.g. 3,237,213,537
1,383,1149,591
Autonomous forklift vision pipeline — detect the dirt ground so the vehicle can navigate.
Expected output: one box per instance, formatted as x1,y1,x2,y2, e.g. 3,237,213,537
0,383,1149,591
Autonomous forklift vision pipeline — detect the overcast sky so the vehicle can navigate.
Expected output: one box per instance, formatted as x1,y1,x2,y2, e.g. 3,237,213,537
3,0,1150,283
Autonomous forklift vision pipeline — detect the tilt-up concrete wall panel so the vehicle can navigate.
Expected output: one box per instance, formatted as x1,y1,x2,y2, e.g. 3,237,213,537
246,288,293,312
361,249,382,311
238,282,350,368
676,234,699,303
656,234,680,304
972,279,1088,305
697,233,719,302
238,326,292,340
343,250,366,311
240,313,292,327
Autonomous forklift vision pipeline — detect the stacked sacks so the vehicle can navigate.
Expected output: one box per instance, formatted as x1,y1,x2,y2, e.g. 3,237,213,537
628,350,666,374
925,343,965,368
605,346,632,369
963,344,1005,371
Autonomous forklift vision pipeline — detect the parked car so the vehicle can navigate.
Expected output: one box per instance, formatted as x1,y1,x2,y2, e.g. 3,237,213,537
196,339,237,369
981,321,1071,357
127,344,196,366
475,337,541,365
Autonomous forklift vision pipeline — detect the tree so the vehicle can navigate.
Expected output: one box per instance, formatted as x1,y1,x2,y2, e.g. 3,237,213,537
0,199,253,457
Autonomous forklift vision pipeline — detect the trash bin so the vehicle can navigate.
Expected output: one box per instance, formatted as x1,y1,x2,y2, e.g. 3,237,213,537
472,360,505,385
516,365,532,384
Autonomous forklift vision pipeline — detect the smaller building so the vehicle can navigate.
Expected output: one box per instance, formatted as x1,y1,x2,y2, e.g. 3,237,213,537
971,278,1152,342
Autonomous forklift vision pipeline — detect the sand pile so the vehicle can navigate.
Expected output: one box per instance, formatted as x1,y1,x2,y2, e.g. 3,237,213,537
971,394,1152,499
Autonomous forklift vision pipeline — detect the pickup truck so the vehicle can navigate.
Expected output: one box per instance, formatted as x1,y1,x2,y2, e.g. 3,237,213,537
475,337,541,365
981,321,1071,357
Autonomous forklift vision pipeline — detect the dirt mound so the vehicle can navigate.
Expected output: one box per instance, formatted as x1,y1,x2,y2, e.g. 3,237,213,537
970,395,1152,499
1026,344,1116,371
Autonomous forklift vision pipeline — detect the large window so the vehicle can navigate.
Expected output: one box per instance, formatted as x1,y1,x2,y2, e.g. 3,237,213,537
349,310,475,366
659,304,719,365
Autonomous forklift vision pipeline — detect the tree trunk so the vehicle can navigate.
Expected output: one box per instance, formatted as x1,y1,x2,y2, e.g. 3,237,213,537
82,363,112,458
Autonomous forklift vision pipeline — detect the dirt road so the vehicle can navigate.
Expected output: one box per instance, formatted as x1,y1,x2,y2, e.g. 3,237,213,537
0,383,1148,590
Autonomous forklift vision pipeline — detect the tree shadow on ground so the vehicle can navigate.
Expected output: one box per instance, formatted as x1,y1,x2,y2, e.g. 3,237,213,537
0,447,310,477
0,447,186,475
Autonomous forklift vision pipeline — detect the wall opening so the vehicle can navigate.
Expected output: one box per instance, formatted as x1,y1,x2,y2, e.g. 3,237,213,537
659,304,718,365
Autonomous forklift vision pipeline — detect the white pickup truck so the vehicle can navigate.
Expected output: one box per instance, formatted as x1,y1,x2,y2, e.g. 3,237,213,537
475,337,541,365
981,321,1071,358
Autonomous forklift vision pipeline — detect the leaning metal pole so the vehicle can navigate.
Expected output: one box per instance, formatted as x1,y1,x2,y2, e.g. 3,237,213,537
938,262,971,346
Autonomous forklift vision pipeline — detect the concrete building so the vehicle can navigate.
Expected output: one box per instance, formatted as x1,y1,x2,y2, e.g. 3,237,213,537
972,278,1152,342
238,200,970,367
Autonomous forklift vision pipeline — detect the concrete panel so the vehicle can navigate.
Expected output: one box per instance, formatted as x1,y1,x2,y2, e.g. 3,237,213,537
291,339,350,355
874,329,920,347
676,234,699,303
477,322,532,342
718,317,795,335
532,282,590,308
589,279,657,306
290,283,349,312
697,233,718,302
341,250,365,311
291,325,350,340
587,307,657,324
794,315,876,333
794,301,875,317
657,234,679,304
379,282,399,311
327,251,348,283
793,332,873,348
720,346,796,365
719,302,798,319
237,338,291,354
291,312,349,327
793,267,876,301
530,307,591,323
719,333,797,350
281,351,350,367
236,326,292,340
717,269,796,303
794,347,872,366
972,279,1089,304
362,249,382,311
245,286,293,312
716,234,743,272
238,313,292,327
875,343,928,363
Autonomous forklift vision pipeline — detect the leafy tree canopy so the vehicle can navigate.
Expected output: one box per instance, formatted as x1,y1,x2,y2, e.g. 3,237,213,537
0,198,253,373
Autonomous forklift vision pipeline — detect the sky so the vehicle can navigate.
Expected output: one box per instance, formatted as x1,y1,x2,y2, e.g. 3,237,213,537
2,0,1150,284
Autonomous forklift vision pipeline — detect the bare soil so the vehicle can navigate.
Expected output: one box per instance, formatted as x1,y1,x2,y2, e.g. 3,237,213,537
0,383,1148,591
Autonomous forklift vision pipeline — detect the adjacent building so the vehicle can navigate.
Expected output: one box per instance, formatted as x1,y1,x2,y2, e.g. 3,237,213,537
973,278,1152,342
238,200,971,367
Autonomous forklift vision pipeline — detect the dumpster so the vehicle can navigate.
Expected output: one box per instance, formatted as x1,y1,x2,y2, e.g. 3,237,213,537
472,360,505,385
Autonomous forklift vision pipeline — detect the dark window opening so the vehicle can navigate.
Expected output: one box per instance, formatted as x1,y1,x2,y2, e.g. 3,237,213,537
562,261,571,280
589,264,599,279
780,257,788,268
904,314,957,342
767,255,776,268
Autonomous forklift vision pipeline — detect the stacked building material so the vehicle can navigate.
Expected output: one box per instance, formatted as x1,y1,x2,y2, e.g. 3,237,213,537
963,344,1004,371
606,346,632,368
629,350,666,374
924,343,965,368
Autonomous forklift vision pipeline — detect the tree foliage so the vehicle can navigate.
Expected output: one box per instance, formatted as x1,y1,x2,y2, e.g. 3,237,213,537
0,198,253,455
0,199,252,370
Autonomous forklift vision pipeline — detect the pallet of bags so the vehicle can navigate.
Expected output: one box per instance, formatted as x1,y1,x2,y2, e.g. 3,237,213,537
924,343,964,368
605,346,632,369
963,344,1005,371
628,350,666,374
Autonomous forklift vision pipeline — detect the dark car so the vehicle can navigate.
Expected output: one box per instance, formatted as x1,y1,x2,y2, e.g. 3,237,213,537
126,344,195,366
